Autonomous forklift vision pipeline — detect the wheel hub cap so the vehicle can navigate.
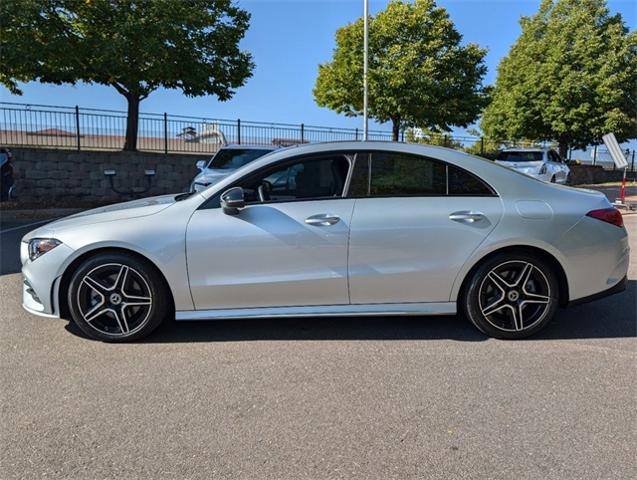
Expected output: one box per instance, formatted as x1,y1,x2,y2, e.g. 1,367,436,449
109,292,123,305
507,290,520,302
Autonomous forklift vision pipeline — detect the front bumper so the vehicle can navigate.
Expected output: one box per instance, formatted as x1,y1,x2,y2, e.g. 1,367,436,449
21,241,74,318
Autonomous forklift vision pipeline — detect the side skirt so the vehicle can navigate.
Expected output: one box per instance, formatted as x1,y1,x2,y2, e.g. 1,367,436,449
176,302,457,321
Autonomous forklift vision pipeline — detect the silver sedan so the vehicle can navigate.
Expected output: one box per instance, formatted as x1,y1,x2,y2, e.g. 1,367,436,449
21,141,629,341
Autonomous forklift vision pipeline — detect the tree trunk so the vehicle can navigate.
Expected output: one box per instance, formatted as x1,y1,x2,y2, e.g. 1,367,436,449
123,95,140,151
558,136,569,160
391,117,400,142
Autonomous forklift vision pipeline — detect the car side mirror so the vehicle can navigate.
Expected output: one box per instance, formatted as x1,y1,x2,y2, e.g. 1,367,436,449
220,187,245,215
196,160,206,171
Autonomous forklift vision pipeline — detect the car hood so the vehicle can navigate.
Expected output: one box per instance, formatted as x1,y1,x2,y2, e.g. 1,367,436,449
22,194,177,241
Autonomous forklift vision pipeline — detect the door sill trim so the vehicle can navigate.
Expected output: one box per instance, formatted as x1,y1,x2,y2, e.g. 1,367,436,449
176,302,456,321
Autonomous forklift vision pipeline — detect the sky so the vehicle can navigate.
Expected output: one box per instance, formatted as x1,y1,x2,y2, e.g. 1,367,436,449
1,0,636,134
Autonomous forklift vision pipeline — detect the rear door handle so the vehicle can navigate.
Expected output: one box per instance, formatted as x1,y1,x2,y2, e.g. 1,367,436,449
305,214,340,226
449,211,485,223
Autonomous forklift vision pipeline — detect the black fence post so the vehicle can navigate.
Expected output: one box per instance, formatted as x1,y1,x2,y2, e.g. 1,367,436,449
480,137,484,155
75,105,81,151
631,149,635,173
401,129,405,142
163,112,168,154
355,128,359,141
301,123,304,143
237,118,241,144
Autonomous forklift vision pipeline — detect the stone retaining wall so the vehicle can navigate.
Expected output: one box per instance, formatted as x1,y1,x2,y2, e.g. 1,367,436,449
568,164,630,185
8,148,209,205
5,148,635,207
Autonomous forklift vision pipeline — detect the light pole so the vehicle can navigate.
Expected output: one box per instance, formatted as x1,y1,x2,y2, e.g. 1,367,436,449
363,0,369,141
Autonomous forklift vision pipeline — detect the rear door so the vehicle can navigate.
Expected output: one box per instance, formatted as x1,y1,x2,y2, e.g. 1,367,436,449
347,152,503,304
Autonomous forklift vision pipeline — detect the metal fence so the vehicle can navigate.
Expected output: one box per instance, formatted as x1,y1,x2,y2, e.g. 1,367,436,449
0,102,396,154
0,101,497,155
3,101,624,162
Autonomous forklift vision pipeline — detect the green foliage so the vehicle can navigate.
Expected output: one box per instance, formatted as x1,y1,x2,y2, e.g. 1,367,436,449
481,0,637,156
313,0,489,140
1,0,254,149
404,128,464,149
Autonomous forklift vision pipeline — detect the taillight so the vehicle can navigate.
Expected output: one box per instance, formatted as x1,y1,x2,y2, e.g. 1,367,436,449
586,208,624,227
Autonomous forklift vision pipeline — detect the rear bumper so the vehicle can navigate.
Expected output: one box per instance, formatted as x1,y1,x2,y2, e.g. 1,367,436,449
567,275,627,307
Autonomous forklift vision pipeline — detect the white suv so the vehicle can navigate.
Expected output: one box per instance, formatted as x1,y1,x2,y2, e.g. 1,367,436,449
190,145,276,192
495,148,570,184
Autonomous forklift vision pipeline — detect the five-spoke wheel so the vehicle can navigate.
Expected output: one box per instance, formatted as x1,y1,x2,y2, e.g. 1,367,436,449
68,252,170,342
462,253,559,339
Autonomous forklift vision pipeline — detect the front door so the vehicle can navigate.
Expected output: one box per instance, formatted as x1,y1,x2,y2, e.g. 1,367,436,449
186,153,354,310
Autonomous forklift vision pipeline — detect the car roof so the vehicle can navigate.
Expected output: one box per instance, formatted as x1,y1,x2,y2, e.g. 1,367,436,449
220,144,277,151
199,140,504,200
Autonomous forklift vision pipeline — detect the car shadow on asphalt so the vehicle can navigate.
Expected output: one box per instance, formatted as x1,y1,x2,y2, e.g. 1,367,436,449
64,281,636,343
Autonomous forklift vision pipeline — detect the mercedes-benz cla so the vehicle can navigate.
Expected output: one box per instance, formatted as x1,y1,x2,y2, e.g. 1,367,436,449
22,142,629,342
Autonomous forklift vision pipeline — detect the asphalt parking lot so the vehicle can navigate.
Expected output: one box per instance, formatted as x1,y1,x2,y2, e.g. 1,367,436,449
1,214,635,479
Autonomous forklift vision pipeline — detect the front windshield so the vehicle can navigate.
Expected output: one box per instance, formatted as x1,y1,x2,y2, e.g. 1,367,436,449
497,151,543,162
208,149,272,170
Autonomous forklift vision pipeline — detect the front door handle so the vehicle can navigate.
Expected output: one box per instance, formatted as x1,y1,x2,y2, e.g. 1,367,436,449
449,211,485,223
305,214,341,226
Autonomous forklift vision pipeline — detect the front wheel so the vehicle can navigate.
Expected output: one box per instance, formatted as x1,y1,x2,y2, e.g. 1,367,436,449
67,252,171,342
461,253,559,339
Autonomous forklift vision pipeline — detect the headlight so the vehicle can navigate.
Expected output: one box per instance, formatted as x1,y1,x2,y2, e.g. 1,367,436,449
28,238,62,261
538,164,548,174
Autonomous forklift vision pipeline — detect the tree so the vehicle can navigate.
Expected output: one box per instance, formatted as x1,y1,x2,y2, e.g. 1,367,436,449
1,0,254,150
481,0,637,157
404,128,464,149
313,0,489,141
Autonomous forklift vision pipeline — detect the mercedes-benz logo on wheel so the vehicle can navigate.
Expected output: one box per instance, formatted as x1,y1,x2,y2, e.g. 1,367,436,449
109,292,123,305
507,290,520,302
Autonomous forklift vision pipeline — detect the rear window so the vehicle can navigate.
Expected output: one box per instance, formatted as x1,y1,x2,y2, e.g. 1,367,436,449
209,149,272,170
496,151,543,162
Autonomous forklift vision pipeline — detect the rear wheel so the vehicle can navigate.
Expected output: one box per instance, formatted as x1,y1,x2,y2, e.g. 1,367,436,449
68,252,170,342
550,175,556,183
461,253,559,339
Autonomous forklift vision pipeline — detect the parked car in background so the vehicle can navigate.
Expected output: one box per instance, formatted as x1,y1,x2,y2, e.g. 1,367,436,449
495,148,570,184
21,141,628,342
0,148,15,201
190,145,276,192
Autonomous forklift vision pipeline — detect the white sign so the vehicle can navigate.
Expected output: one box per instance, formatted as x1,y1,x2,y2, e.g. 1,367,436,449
602,133,629,169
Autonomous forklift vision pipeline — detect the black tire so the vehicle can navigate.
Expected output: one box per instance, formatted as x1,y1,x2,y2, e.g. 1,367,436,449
461,252,559,339
550,175,556,183
67,252,171,342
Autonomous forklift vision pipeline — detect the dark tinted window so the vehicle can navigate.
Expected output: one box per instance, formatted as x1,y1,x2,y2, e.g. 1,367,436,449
242,155,350,203
348,153,370,196
369,152,446,196
549,151,562,163
209,148,272,169
448,165,493,195
496,151,543,162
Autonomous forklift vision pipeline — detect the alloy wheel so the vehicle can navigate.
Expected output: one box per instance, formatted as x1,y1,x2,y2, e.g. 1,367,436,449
76,263,153,337
478,260,552,332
